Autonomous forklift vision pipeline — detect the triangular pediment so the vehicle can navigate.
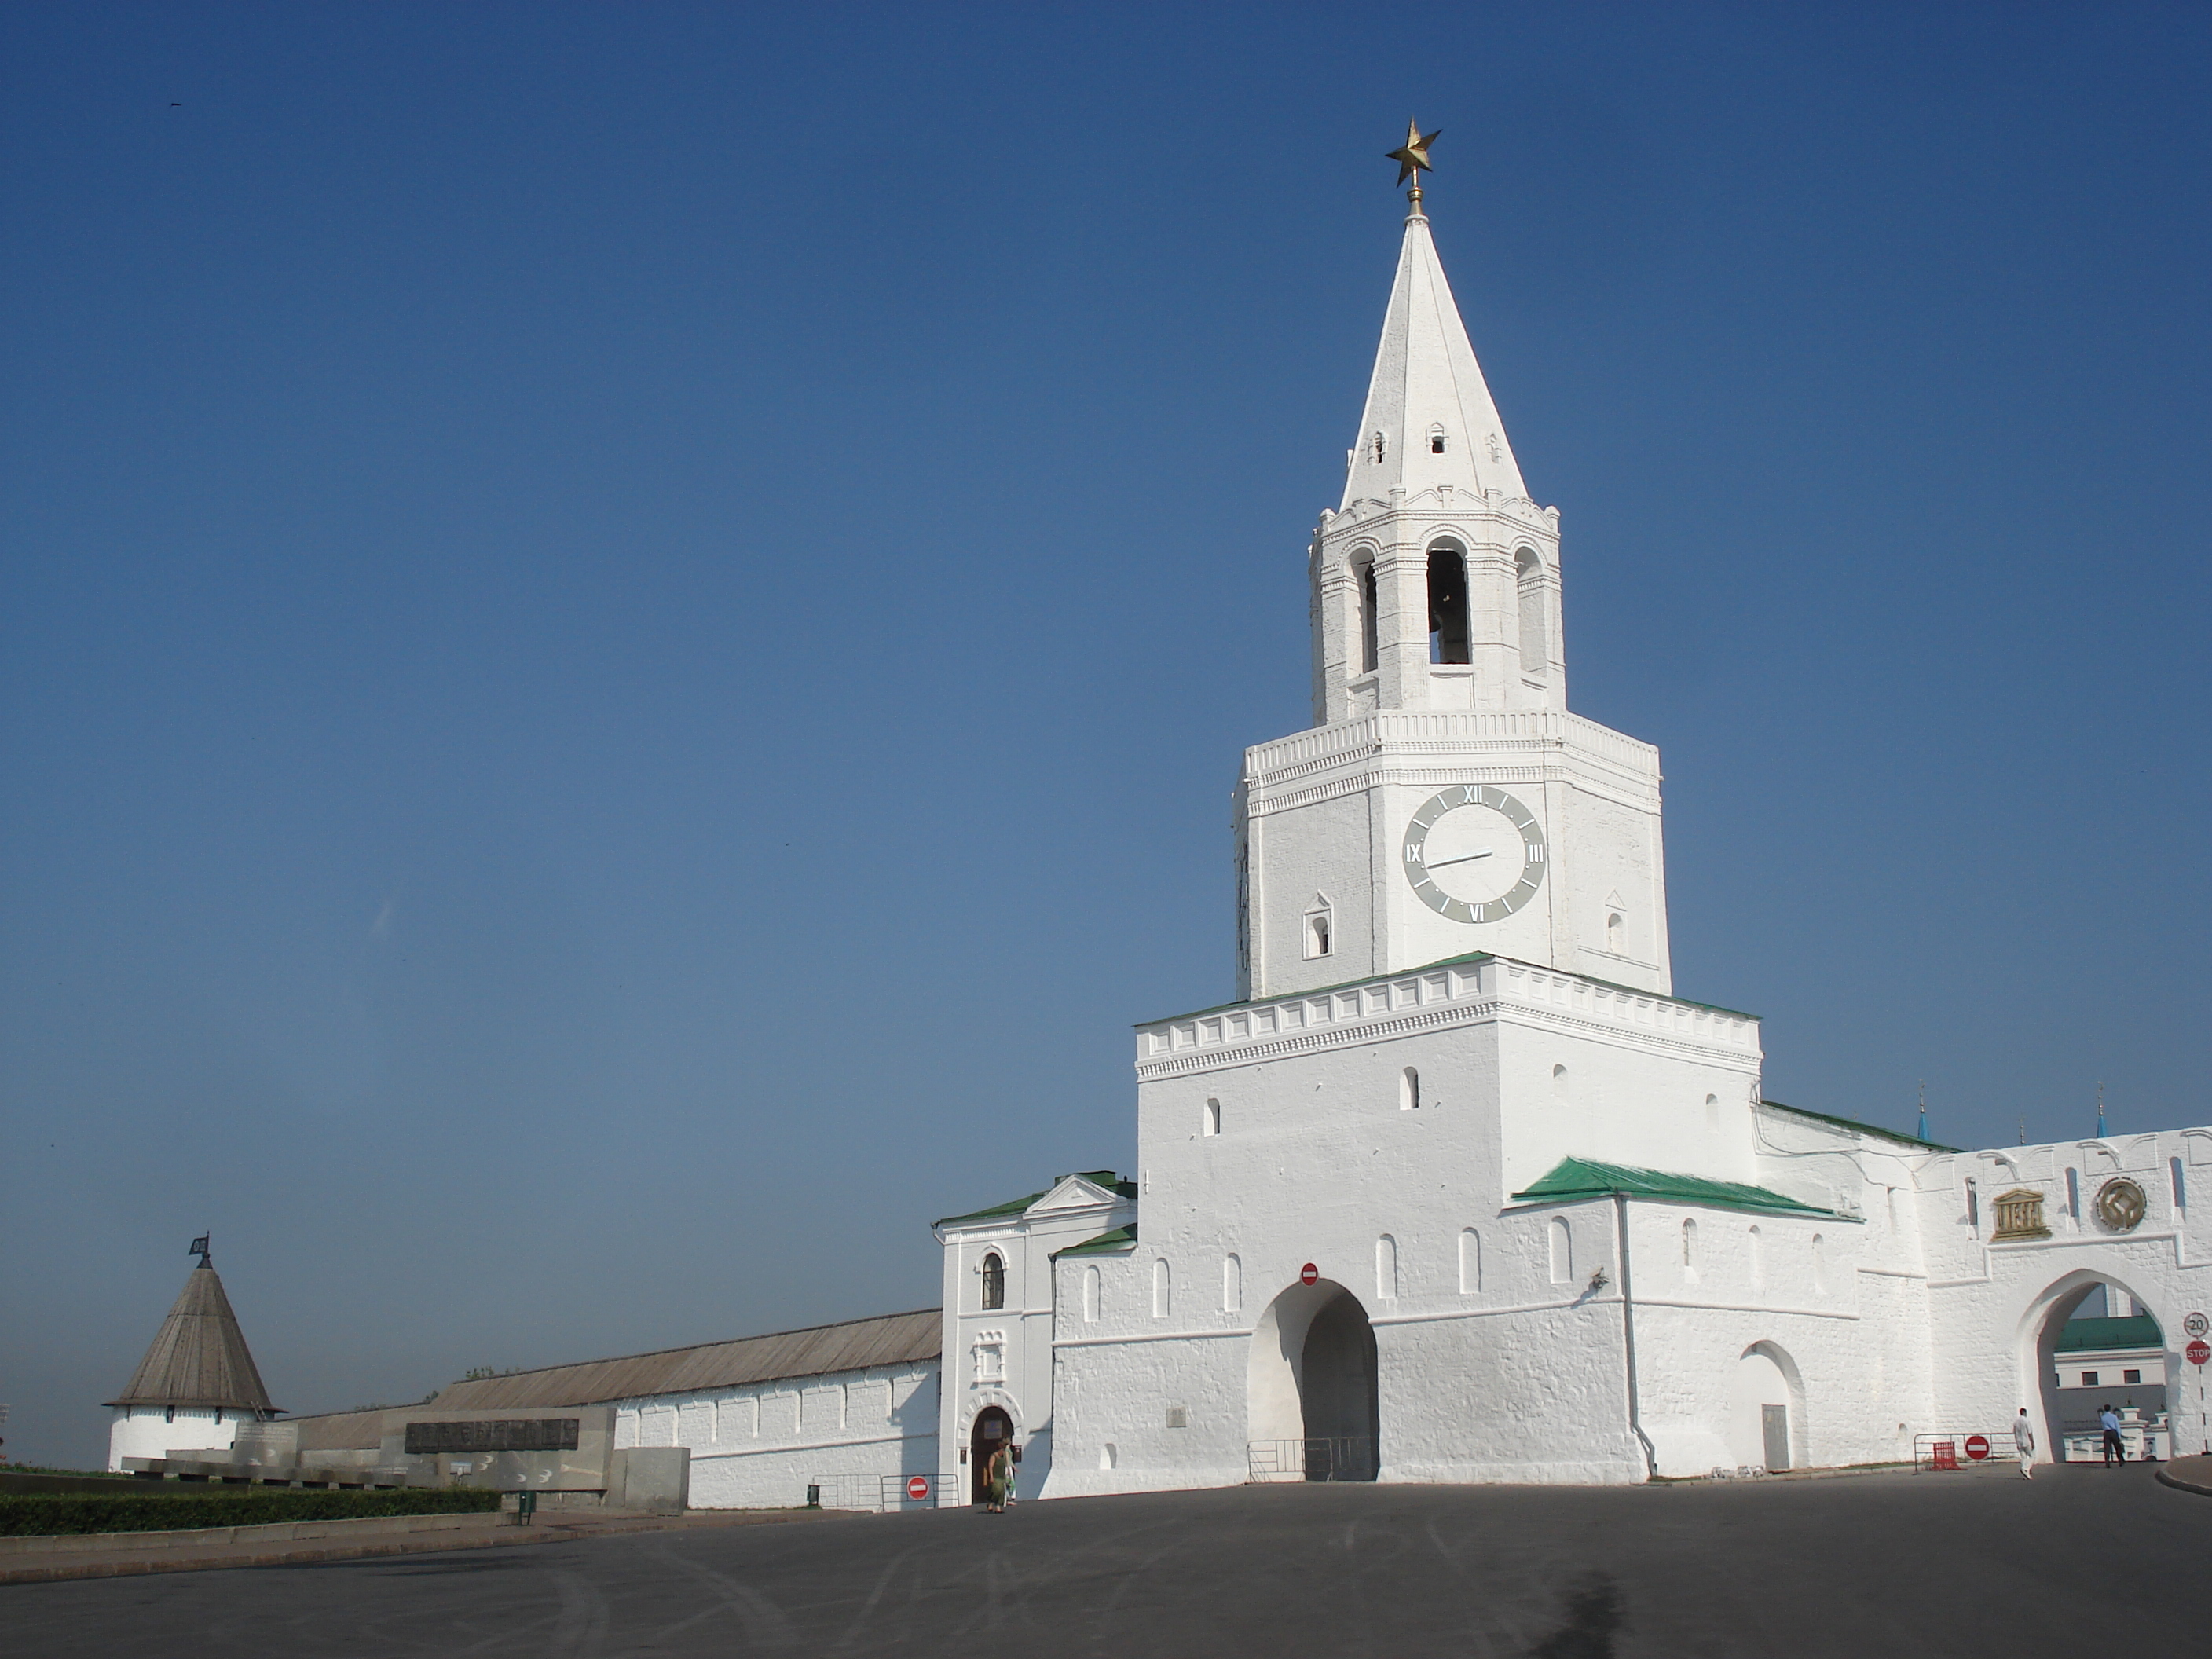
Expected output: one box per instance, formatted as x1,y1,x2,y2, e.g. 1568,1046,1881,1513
1028,1174,1121,1214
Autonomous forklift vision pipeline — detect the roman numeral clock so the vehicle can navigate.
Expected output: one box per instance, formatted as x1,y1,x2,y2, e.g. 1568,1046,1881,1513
1401,786,1547,925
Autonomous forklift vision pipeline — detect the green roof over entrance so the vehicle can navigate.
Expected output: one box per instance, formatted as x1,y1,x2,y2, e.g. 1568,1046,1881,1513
2056,1314,2163,1353
1509,1157,1852,1221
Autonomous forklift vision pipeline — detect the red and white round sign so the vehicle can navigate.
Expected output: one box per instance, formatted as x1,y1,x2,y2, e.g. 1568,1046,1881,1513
1299,1262,1319,1287
2185,1312,2210,1339
906,1475,930,1501
2188,1339,2210,1368
1964,1434,1990,1461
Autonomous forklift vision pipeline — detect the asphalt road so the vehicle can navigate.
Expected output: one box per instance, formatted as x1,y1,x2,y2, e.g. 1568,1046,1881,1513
8,1464,2207,1657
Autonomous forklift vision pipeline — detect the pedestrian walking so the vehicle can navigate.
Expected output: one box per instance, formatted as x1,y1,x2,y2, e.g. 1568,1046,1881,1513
2100,1404,2126,1465
985,1442,1013,1513
2013,1408,2037,1478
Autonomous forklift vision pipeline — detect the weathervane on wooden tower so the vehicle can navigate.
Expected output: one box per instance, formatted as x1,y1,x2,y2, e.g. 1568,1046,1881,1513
1386,119,1439,218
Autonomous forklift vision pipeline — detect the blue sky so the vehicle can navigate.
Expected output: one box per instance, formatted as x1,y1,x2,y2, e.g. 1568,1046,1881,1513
3,3,2208,1467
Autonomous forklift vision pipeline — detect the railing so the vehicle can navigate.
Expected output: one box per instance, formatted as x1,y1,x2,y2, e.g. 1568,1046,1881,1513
1247,1437,1379,1483
1914,1432,2011,1473
809,1472,940,1511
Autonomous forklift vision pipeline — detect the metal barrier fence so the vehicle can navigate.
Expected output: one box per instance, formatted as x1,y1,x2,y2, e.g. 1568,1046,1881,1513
809,1473,940,1511
1247,1437,1379,1483
1914,1432,2011,1473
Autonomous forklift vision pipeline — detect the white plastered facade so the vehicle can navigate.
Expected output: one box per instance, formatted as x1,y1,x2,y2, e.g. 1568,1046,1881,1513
511,194,2212,1505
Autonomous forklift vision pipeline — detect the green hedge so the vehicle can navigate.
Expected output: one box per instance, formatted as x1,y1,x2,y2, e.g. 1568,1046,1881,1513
0,1485,503,1536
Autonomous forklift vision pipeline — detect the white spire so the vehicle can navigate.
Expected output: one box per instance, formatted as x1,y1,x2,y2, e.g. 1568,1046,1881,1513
1341,208,1526,509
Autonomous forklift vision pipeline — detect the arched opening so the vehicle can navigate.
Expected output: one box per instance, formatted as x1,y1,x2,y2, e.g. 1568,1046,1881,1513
1681,1217,1699,1281
1375,1233,1398,1301
1515,547,1549,677
1224,1252,1242,1312
1747,1225,1765,1291
1082,1264,1100,1323
1728,1342,1806,1471
1399,1067,1419,1111
1247,1279,1381,1481
969,1406,1013,1504
1606,911,1625,955
1705,1093,1719,1133
2025,1271,2169,1463
1458,1228,1481,1294
1427,545,1470,664
1353,555,1379,675
1152,1258,1171,1319
1304,901,1332,959
1552,1064,1569,1102
1811,1234,1827,1296
980,1251,1005,1311
1548,1216,1573,1284
1203,1098,1221,1137
1427,423,1447,455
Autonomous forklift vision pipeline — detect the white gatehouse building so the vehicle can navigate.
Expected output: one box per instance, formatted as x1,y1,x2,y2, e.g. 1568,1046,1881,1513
113,178,2212,1501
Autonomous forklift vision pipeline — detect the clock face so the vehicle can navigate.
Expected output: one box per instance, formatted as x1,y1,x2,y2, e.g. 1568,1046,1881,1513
1403,786,1547,924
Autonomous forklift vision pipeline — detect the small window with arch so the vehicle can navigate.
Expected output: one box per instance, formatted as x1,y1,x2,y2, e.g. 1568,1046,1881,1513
1304,898,1334,960
1203,1098,1221,1137
1370,431,1386,464
1427,424,1447,455
980,1252,1005,1311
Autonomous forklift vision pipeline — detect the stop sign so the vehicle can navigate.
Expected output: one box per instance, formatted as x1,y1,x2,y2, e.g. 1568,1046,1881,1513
1964,1434,1990,1460
1300,1262,1319,1287
906,1475,930,1501
2188,1339,2210,1368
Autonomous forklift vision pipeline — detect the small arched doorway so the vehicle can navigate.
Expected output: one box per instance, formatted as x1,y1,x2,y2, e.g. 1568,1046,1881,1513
1247,1279,1380,1481
1727,1342,1804,1471
969,1406,1013,1504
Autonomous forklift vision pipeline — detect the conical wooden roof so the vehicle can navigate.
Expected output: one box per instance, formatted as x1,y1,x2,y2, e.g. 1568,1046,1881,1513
106,1265,277,1412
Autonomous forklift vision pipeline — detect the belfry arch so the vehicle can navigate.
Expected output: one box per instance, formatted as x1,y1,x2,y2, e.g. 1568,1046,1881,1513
1247,1278,1380,1481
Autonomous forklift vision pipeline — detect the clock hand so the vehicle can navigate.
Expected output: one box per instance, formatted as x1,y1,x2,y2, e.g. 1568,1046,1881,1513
1423,848,1496,870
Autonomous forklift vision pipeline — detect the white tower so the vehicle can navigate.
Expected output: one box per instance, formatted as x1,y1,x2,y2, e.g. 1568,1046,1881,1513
1236,188,1671,1000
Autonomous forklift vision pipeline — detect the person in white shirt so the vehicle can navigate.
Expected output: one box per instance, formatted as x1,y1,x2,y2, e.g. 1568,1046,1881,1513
2013,1408,2037,1478
2099,1404,2126,1465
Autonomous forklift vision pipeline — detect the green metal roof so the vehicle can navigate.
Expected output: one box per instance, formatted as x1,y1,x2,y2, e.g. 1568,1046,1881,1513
933,1190,1047,1229
1762,1099,1964,1155
2056,1314,2163,1354
1509,1156,1853,1221
1136,950,1759,1029
933,1170,1134,1229
1054,1225,1138,1258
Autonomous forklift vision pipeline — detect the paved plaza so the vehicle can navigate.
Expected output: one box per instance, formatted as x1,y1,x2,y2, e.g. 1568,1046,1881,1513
8,1467,2208,1657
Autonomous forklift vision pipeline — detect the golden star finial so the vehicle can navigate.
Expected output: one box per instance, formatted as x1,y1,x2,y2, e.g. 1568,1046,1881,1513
1386,119,1439,188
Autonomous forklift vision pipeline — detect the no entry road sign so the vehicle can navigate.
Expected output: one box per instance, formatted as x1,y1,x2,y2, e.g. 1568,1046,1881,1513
1300,1263,1320,1287
2188,1340,2210,1368
1964,1434,1990,1460
906,1475,930,1501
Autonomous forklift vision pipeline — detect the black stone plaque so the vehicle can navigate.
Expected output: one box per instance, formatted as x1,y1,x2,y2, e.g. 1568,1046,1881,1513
404,1418,580,1455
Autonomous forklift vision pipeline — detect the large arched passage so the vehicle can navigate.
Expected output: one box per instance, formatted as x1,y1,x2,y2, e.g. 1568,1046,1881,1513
2023,1270,2167,1463
1247,1278,1380,1481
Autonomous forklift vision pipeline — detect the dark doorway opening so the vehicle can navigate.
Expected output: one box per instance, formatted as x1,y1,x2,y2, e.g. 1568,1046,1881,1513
1300,1288,1379,1480
969,1407,1013,1504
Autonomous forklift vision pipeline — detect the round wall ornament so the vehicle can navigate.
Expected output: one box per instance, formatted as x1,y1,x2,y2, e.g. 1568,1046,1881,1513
2093,1177,2147,1233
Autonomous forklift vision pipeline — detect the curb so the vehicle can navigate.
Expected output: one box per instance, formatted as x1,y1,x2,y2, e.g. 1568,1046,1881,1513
0,1523,565,1585
2154,1469,2212,1499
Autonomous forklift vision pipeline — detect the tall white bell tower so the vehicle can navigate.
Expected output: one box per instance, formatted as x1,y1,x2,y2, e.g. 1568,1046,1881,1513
1235,181,1672,1002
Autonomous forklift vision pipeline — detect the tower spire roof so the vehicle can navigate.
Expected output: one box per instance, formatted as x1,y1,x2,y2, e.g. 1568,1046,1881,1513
106,1258,277,1414
1342,211,1526,510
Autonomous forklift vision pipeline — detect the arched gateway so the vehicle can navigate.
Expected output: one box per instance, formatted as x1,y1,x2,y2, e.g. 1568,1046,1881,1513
1247,1279,1380,1481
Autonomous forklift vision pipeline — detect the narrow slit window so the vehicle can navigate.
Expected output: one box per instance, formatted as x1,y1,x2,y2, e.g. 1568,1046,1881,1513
1401,1067,1420,1111
1357,559,1379,674
1203,1098,1221,1137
